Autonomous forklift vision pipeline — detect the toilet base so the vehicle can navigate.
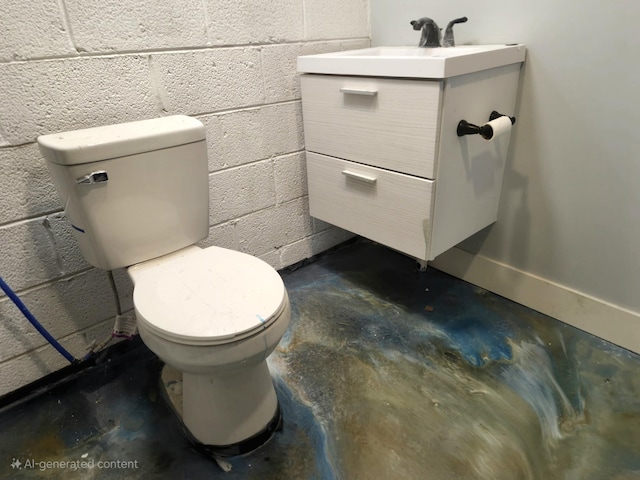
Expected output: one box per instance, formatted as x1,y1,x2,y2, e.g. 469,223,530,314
189,403,282,458
159,364,283,457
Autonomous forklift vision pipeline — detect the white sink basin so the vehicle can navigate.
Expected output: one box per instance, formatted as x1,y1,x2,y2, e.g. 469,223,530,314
297,44,526,79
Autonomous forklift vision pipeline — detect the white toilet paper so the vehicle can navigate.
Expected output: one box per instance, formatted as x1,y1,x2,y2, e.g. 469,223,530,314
481,116,512,141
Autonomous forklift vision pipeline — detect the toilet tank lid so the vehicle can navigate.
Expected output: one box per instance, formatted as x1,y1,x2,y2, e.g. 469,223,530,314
37,115,205,166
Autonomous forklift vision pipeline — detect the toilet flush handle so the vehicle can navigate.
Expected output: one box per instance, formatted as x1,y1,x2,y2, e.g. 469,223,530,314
76,171,109,185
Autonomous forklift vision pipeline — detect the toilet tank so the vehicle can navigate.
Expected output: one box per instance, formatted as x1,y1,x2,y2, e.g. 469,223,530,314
38,116,209,270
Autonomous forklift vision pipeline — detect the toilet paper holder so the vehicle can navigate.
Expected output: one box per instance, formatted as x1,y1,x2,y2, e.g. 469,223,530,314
457,111,516,139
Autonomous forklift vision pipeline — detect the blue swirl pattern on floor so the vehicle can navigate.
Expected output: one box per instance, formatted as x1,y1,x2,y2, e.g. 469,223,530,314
0,239,638,479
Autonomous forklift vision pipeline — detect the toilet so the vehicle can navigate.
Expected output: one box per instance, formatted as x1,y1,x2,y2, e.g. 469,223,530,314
37,115,291,456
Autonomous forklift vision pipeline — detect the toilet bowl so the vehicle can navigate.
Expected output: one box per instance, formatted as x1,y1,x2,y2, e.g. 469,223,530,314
128,245,291,452
37,115,292,456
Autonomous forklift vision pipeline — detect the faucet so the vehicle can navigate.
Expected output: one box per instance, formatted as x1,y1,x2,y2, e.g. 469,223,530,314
410,17,441,47
410,16,468,48
443,17,468,47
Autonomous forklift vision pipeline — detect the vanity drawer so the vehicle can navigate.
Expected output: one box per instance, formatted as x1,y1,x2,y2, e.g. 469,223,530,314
300,74,441,179
307,152,434,259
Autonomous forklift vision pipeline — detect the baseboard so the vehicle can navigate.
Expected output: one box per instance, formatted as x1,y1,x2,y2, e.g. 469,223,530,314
430,247,640,355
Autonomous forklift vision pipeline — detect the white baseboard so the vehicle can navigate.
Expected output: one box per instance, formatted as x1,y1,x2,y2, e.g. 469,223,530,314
430,247,640,355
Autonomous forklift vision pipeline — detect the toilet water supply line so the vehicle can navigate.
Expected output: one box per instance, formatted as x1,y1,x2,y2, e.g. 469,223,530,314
0,271,125,364
0,275,77,364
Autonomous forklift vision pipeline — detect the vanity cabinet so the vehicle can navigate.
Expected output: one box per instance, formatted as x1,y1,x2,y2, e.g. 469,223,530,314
299,55,524,261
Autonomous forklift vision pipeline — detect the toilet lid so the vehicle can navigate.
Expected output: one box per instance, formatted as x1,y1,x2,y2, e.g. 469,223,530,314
133,247,286,344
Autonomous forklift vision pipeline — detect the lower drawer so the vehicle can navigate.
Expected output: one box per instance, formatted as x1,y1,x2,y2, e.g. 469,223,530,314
307,152,434,260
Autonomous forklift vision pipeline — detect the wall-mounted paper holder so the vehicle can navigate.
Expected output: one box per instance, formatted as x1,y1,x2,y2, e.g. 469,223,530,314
457,111,516,139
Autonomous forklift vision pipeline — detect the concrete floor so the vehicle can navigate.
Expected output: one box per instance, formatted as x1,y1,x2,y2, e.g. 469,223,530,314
1,239,639,479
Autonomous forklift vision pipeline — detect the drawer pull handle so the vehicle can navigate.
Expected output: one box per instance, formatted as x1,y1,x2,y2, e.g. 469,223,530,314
339,87,378,96
342,170,377,184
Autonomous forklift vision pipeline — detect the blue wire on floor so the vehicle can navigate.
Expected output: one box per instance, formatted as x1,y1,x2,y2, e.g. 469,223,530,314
0,275,77,364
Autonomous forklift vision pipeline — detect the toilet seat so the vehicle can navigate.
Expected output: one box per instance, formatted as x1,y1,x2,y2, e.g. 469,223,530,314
132,246,287,346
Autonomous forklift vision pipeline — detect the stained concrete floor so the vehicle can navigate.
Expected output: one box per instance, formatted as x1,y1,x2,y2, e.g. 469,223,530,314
1,239,639,479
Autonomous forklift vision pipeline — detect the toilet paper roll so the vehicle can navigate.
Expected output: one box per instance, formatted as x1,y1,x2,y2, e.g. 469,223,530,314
481,115,512,141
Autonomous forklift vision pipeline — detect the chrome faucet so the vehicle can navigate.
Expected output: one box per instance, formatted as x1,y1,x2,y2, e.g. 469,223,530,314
410,17,441,47
410,16,468,48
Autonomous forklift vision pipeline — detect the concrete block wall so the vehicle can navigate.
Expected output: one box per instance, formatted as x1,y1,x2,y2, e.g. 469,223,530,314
0,0,370,397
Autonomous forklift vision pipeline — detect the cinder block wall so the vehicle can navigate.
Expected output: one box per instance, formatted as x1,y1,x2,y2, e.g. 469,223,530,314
0,0,370,396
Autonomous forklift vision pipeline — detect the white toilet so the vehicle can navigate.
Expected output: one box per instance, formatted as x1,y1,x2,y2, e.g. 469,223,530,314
37,115,291,456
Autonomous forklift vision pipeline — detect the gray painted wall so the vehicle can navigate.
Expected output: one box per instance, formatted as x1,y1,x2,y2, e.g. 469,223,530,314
372,0,640,313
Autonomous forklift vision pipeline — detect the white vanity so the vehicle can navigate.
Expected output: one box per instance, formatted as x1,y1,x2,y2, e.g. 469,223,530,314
297,45,526,261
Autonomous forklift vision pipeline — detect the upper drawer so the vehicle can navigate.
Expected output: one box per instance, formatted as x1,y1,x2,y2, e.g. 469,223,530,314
300,74,441,179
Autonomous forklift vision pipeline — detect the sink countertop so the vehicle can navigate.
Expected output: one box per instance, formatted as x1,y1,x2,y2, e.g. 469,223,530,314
297,44,526,79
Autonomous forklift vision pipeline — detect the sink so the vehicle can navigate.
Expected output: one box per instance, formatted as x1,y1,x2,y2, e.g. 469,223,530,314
297,44,526,79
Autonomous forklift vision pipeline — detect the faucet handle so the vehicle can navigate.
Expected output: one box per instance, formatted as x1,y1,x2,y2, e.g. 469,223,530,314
443,16,468,47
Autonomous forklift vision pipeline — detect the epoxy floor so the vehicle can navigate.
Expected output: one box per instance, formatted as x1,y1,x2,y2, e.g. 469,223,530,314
1,240,639,479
